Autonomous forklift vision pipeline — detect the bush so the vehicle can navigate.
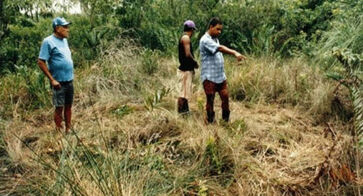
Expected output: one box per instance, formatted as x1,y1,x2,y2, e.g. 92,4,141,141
140,49,160,75
0,17,51,74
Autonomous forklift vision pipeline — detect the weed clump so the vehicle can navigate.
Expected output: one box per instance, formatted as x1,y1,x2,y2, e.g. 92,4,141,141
201,136,234,186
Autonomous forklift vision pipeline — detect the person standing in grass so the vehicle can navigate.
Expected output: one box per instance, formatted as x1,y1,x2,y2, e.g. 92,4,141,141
37,17,74,133
177,20,199,114
200,17,246,123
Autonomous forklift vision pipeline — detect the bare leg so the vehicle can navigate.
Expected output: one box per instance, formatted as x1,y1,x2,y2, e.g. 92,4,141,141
54,107,63,130
64,104,72,133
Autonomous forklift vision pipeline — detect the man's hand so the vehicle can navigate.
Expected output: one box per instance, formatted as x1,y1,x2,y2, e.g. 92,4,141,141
194,61,199,69
51,79,61,89
235,52,246,61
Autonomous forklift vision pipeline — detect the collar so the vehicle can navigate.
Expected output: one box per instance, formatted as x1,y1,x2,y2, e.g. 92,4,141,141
206,32,212,38
205,32,218,43
52,34,65,40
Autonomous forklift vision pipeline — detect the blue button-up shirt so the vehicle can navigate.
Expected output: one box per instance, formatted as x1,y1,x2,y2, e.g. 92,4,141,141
200,32,225,83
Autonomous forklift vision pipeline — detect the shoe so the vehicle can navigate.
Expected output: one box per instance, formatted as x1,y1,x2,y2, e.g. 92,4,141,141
178,97,189,114
222,110,230,122
206,111,215,124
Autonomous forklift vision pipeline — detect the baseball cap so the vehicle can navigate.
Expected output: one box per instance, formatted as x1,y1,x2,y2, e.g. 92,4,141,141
184,20,196,30
52,17,71,29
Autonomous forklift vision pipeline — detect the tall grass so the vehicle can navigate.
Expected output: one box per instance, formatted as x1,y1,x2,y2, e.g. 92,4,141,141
0,65,51,120
226,57,337,119
1,38,360,195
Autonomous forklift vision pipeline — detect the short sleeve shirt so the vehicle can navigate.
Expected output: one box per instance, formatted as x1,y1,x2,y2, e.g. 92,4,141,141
199,32,225,83
39,35,74,82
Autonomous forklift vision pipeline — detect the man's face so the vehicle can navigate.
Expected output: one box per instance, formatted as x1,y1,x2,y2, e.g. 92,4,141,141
209,24,223,37
55,25,69,38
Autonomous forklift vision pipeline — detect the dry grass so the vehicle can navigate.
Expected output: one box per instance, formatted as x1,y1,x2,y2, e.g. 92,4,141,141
227,57,336,120
0,41,360,195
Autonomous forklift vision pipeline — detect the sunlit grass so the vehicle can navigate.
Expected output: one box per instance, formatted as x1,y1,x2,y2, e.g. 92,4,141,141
0,39,359,195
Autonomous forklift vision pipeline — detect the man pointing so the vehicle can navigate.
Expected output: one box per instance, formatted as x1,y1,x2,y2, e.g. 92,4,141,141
200,17,246,123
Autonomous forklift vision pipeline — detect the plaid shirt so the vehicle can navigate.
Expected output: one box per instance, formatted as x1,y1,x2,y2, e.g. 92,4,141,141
200,33,225,83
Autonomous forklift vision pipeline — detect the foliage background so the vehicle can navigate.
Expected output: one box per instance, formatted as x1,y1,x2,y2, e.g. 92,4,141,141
1,0,362,73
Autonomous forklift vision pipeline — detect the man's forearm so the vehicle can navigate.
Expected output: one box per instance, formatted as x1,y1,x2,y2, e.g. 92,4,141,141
218,45,246,61
218,45,239,56
37,59,55,81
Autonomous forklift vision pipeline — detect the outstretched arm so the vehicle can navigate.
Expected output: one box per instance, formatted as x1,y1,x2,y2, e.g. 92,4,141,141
218,45,246,61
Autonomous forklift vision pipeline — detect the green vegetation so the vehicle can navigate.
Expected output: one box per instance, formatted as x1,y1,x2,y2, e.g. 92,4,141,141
0,0,362,195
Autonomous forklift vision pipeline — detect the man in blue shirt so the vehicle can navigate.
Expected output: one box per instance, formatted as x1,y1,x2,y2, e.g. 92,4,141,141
200,17,246,123
38,17,74,133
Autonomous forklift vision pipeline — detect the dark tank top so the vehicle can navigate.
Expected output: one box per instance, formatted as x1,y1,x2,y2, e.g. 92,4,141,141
178,35,196,71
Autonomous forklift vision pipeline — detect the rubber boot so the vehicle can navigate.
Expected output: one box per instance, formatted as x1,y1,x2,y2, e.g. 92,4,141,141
178,97,189,114
222,110,230,122
206,111,215,123
183,99,189,114
177,97,184,113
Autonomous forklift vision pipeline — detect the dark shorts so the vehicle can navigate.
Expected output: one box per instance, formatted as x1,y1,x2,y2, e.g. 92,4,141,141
52,81,74,107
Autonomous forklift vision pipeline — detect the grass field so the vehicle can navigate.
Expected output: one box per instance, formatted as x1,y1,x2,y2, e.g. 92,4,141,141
0,39,361,195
